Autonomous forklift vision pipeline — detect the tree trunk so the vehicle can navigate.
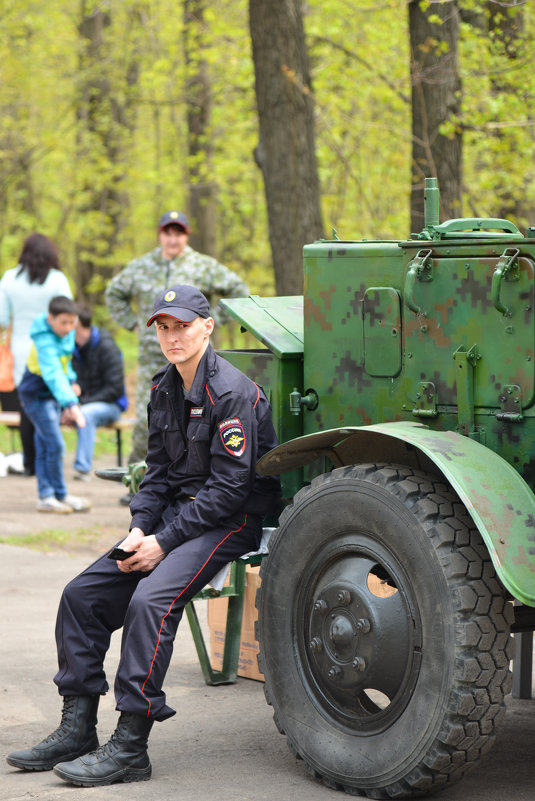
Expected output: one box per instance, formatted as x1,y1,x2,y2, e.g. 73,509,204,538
75,3,138,303
183,0,217,257
249,0,323,295
487,1,528,227
409,0,462,232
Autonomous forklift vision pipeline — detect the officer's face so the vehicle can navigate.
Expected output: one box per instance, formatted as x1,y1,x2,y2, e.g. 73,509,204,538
155,314,214,374
159,225,188,260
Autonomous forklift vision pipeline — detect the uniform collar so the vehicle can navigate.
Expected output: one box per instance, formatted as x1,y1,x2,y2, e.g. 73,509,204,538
155,344,216,404
187,345,217,404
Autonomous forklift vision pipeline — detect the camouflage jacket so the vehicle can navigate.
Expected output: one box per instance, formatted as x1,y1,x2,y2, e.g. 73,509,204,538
105,245,249,365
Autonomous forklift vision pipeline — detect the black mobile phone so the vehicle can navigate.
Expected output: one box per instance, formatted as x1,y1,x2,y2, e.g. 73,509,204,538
107,547,137,561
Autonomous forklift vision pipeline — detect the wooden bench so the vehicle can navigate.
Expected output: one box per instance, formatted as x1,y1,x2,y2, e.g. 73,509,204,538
0,410,136,467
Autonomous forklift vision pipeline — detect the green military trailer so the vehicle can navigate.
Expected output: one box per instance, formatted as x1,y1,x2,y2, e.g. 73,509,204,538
219,178,535,798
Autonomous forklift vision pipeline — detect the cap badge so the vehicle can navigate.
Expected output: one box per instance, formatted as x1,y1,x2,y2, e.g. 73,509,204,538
164,290,176,302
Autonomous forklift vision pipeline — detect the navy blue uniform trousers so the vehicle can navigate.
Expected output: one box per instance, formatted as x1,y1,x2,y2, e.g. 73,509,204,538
53,510,262,721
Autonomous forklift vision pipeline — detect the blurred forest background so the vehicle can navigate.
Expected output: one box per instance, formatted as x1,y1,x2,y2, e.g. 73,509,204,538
1,0,533,326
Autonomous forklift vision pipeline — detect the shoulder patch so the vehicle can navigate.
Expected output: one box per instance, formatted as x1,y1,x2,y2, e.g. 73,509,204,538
219,418,246,457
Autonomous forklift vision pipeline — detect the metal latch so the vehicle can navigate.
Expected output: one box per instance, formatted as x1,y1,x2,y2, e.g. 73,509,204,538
404,249,433,314
491,248,520,316
496,385,523,422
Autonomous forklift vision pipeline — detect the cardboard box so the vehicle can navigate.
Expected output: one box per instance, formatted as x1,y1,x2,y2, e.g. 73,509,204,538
207,564,264,682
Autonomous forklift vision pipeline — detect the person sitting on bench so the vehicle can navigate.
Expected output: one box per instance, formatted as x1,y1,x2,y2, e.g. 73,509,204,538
64,305,127,480
7,284,281,786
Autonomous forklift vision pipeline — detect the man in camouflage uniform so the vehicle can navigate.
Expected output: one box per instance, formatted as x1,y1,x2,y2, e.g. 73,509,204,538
105,211,248,464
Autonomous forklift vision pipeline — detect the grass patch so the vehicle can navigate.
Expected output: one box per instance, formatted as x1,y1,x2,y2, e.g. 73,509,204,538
0,525,115,554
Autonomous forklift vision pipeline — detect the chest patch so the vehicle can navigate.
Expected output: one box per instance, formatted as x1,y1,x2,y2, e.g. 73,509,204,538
190,406,204,417
219,417,246,457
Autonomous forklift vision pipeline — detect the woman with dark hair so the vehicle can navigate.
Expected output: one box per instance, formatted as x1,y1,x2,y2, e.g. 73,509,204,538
0,233,72,475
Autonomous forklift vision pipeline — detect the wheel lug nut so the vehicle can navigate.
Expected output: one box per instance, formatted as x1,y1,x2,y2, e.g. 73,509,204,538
336,590,351,606
356,618,371,633
313,599,328,614
309,637,323,652
352,656,366,671
328,665,342,680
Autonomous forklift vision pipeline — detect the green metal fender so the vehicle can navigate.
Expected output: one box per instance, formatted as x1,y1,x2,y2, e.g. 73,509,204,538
257,421,535,607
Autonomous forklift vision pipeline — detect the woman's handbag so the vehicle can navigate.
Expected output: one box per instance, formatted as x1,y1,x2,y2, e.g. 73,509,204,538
0,327,15,392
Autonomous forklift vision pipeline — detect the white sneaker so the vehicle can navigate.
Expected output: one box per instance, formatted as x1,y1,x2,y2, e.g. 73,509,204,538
37,497,73,514
63,494,91,512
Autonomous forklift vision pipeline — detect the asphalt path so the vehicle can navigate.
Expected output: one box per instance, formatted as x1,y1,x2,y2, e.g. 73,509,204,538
1,458,534,801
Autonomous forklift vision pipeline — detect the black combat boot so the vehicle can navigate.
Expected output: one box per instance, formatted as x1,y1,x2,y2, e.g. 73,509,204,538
6,695,99,771
53,711,154,786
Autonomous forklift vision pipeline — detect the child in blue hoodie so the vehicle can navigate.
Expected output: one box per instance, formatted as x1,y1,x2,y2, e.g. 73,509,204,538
18,296,91,513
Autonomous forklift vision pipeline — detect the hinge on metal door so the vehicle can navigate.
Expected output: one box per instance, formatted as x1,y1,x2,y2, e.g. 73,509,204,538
411,381,437,418
453,344,481,437
496,385,523,422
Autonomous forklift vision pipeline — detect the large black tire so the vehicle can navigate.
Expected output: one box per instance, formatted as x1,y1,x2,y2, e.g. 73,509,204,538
256,464,514,798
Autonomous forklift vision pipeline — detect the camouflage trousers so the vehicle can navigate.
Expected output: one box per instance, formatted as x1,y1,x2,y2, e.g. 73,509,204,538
129,355,167,464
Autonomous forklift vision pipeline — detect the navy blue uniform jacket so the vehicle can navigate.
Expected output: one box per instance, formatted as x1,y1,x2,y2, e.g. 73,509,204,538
129,345,281,553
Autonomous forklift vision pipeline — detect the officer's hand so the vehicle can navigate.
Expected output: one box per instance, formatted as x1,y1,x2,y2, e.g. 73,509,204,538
115,528,144,572
117,533,165,573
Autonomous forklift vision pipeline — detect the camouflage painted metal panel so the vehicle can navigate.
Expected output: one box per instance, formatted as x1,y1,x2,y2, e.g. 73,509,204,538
220,296,303,358
256,422,535,606
403,254,534,409
224,222,535,605
301,235,535,487
302,242,408,434
363,287,402,376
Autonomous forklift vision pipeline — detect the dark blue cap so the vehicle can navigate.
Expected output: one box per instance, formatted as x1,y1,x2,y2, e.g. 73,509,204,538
147,284,210,326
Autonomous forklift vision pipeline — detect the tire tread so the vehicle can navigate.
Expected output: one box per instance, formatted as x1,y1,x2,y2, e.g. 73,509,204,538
257,463,513,799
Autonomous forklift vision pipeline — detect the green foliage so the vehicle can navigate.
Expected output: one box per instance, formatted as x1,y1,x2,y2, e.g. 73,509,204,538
459,2,535,226
1,0,535,305
306,0,411,239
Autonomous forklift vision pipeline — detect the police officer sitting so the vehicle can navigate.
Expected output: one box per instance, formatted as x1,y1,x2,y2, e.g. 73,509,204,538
6,284,281,787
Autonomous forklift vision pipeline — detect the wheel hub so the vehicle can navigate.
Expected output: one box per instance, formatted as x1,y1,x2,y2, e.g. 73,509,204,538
329,612,356,656
303,552,418,725
309,582,374,690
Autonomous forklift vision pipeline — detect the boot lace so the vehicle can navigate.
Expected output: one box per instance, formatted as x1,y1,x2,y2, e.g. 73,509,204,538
42,696,78,744
90,716,130,759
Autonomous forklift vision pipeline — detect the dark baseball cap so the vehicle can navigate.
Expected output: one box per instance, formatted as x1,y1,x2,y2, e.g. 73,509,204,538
158,210,191,233
147,284,211,327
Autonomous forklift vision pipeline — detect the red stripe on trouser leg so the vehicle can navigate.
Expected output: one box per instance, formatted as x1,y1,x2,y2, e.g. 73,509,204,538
140,514,248,716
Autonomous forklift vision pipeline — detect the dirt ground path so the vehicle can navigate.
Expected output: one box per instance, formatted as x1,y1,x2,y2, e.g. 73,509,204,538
0,453,132,557
1,457,535,801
